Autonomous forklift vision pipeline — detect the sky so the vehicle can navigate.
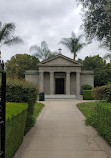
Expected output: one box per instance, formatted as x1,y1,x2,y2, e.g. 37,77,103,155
0,0,110,62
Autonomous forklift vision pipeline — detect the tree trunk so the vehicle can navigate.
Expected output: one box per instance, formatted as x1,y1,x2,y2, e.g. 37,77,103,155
73,53,76,61
0,48,1,62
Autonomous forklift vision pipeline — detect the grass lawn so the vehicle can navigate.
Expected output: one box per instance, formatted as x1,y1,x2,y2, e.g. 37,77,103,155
77,101,111,117
76,101,111,146
76,101,98,117
33,102,45,123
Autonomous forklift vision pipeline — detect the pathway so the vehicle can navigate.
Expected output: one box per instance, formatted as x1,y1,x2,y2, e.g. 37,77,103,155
14,100,111,158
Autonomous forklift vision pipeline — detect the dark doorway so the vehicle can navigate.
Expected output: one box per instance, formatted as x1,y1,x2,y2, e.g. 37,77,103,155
55,78,64,94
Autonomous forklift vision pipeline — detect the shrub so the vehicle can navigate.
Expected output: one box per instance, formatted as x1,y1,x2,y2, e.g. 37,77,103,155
86,102,111,145
6,103,28,158
6,79,38,133
93,84,111,102
81,84,92,94
83,90,94,100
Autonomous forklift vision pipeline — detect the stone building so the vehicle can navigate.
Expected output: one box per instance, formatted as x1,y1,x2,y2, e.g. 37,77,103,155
25,54,94,99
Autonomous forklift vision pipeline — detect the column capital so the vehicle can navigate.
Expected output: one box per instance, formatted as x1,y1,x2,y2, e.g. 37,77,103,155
50,71,54,74
66,71,71,74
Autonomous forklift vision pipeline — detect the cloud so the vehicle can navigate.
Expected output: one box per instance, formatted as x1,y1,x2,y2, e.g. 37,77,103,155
0,0,110,62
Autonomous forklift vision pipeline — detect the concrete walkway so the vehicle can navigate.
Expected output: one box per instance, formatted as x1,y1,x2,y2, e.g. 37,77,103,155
14,100,111,158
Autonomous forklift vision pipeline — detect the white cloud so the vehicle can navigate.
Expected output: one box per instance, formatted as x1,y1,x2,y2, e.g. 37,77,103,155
0,0,110,62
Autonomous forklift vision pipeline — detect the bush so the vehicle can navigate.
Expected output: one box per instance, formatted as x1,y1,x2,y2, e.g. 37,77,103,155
81,84,92,94
83,90,94,100
86,102,111,145
6,79,38,133
6,103,28,158
93,84,111,102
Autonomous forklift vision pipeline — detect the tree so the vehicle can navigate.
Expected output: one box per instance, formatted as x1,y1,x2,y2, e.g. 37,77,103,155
0,22,23,60
30,41,58,61
77,0,111,49
103,53,111,62
5,54,39,79
83,55,106,70
82,55,111,86
59,32,85,61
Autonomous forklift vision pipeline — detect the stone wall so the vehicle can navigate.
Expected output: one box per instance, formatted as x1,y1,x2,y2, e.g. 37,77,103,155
25,70,39,85
70,72,76,95
44,72,50,95
80,71,94,88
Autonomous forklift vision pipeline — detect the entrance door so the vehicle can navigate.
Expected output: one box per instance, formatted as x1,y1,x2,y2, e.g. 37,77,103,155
55,78,64,94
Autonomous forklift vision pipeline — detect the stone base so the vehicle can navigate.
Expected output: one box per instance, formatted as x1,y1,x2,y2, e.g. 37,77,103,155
45,95,77,100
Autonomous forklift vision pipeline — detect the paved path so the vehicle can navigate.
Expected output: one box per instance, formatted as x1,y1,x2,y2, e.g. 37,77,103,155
14,100,111,158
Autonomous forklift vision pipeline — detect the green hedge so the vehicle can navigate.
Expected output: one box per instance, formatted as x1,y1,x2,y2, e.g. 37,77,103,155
86,102,111,145
6,103,28,158
6,79,38,133
81,84,92,94
83,90,94,100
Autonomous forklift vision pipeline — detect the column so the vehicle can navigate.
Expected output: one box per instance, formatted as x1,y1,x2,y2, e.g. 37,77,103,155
66,72,70,95
50,72,54,95
39,71,44,92
76,72,80,99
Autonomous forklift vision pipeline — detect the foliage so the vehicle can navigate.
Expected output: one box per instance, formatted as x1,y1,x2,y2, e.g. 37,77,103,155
81,84,92,94
33,102,45,124
93,84,111,102
30,41,58,61
0,22,23,59
83,55,106,70
6,79,38,133
5,54,39,79
6,103,28,158
77,101,111,145
77,0,111,49
87,103,111,145
59,32,85,60
103,53,111,61
83,90,94,100
82,55,111,86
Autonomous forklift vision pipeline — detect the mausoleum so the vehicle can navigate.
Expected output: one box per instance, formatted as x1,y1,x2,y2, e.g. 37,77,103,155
25,54,94,99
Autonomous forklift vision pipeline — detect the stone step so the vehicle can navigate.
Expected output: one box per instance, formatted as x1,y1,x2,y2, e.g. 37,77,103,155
45,95,77,100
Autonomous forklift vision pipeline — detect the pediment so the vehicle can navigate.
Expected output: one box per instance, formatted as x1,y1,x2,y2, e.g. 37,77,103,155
39,54,82,67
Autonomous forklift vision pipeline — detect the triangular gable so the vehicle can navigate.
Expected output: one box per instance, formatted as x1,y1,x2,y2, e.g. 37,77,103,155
39,54,81,66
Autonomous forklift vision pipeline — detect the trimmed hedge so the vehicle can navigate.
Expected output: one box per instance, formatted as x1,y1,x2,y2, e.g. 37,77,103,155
93,84,111,102
86,102,111,145
83,90,94,100
6,79,38,133
6,103,28,158
81,84,92,94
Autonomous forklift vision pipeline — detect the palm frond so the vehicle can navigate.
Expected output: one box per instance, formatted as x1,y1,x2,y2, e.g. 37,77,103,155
0,23,15,42
0,22,2,29
103,53,111,59
4,36,23,46
30,45,42,54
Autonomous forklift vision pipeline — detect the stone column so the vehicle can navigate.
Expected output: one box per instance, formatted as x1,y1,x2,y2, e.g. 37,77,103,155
39,71,44,92
66,72,70,95
76,72,80,99
50,72,54,95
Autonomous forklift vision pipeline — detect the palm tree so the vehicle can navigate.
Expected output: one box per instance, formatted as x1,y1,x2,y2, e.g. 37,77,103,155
30,41,58,61
0,22,23,61
103,53,111,62
59,32,85,61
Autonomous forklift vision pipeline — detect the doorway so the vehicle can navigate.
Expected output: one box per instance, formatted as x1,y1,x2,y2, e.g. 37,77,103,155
55,78,64,94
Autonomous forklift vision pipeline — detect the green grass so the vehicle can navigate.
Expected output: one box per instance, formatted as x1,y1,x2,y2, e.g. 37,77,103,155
76,101,98,117
77,101,111,117
33,102,45,123
6,102,28,120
